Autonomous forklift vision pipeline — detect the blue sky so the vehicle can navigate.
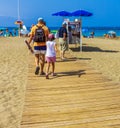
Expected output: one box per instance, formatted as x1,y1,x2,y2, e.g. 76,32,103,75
0,0,120,27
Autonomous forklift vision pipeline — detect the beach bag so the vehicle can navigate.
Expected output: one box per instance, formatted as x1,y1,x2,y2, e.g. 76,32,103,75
33,25,45,42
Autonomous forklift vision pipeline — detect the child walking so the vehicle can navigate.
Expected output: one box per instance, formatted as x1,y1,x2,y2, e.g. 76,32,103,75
45,33,57,79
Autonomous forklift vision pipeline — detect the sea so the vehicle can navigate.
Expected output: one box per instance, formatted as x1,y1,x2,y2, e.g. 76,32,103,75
0,26,120,37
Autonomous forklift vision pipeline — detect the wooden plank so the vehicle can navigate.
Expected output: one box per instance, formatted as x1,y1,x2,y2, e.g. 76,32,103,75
21,51,120,128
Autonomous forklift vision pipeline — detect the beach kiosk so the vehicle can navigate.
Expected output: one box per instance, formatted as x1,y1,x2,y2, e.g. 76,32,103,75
65,19,82,51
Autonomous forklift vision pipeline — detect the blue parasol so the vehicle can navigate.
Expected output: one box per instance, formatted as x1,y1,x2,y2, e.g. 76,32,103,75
52,10,72,16
51,10,93,52
71,10,93,52
71,10,93,17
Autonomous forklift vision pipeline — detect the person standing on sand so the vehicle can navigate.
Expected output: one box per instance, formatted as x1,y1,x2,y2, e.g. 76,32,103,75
58,22,68,60
27,17,49,75
45,33,57,79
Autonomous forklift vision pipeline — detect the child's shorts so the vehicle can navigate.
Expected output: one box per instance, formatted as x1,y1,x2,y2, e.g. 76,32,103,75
46,56,56,62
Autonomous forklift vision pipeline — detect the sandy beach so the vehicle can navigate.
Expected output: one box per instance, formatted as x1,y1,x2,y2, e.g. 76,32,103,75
0,37,29,128
0,36,120,127
70,37,120,83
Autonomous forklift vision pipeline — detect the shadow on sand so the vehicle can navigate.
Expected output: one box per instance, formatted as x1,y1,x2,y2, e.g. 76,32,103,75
49,70,86,79
56,57,78,62
56,56,91,62
70,45,119,53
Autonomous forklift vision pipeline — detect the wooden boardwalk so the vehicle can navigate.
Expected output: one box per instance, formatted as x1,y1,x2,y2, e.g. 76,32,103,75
21,51,120,128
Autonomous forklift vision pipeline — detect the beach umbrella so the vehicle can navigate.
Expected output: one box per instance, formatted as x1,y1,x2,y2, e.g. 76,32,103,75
71,10,93,52
71,10,93,17
52,10,72,50
52,10,72,17
14,20,23,37
14,20,23,25
14,0,24,37
108,30,116,34
108,30,116,38
15,0,23,25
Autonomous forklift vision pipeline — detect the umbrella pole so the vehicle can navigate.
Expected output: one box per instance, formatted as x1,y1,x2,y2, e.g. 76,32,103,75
67,22,69,51
18,0,20,37
18,25,20,37
80,18,82,52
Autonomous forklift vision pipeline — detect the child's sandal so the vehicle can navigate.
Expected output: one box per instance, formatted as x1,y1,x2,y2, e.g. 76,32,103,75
46,74,49,79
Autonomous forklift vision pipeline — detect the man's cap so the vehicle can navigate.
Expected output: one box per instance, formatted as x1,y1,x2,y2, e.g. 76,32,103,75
62,21,67,25
38,17,44,22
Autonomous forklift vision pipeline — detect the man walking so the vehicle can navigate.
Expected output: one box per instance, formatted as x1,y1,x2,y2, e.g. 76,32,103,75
58,22,68,60
27,17,49,75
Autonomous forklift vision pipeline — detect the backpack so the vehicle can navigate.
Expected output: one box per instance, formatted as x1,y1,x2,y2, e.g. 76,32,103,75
33,25,45,42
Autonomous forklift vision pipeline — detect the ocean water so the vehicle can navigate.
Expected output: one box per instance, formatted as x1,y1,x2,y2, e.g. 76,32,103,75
81,27,120,37
50,27,120,37
0,26,120,37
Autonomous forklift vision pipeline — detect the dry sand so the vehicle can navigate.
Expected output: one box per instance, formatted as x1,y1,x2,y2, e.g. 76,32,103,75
0,37,29,128
0,36,120,128
70,37,120,83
